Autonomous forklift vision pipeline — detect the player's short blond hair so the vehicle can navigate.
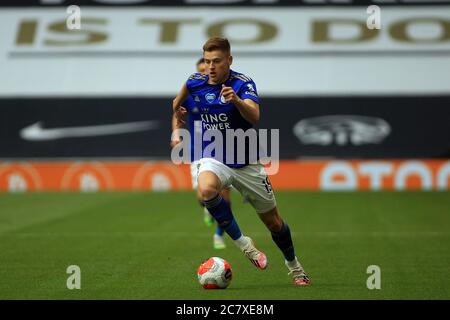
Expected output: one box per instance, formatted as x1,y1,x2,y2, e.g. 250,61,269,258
203,37,231,55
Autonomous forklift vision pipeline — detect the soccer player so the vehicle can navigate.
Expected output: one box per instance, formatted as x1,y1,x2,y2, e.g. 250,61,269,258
171,37,310,285
171,58,229,250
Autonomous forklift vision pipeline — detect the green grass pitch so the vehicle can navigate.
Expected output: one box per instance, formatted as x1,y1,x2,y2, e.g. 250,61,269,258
0,191,449,299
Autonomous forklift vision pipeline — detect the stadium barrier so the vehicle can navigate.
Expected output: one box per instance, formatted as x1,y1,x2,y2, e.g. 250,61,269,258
1,160,449,192
2,97,450,159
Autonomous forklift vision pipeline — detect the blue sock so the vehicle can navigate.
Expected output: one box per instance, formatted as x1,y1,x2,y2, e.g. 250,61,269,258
215,199,230,237
271,222,296,262
215,226,225,236
204,194,241,240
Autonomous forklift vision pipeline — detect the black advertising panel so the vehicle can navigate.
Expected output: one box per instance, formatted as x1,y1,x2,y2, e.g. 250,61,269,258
1,0,449,7
0,98,172,159
0,96,449,159
259,96,450,159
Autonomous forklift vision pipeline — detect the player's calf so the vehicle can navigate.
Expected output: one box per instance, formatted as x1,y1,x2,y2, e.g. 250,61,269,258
203,193,242,241
270,222,296,262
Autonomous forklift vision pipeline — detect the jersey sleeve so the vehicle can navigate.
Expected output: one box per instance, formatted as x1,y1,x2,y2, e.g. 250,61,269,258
238,80,260,104
181,96,195,112
186,72,207,95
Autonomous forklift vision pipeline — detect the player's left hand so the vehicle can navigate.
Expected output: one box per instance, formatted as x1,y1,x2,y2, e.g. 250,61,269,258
220,84,239,103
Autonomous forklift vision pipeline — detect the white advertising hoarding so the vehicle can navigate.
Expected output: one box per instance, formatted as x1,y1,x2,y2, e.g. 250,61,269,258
1,7,450,96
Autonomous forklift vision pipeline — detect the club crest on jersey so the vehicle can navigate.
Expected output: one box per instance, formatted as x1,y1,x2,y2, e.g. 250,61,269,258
219,95,228,105
205,93,216,104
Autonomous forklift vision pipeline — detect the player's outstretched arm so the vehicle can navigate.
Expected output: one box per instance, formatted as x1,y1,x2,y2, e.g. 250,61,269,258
171,107,187,148
172,83,190,114
171,82,190,148
172,82,190,125
220,84,260,124
171,110,186,131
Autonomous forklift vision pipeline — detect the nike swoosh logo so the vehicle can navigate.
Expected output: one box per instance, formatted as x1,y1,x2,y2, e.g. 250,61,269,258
20,121,159,141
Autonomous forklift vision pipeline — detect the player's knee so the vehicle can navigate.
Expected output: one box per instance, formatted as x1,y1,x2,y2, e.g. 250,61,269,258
196,189,203,203
198,185,220,201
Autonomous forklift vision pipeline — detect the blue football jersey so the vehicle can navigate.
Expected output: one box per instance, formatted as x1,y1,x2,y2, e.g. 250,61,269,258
185,69,260,168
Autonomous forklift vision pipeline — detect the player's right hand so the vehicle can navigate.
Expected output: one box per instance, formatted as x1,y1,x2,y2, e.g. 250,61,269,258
174,106,187,125
170,139,182,149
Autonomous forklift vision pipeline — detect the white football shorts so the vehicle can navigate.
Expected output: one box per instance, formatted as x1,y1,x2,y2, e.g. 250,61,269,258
195,157,277,214
190,161,200,189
